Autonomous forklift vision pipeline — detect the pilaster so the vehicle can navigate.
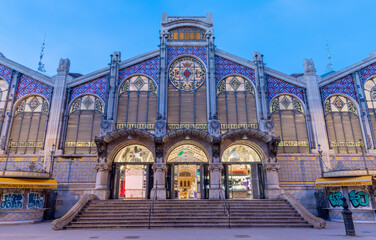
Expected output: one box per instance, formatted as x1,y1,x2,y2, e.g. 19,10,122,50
209,137,224,199
151,137,167,199
253,52,268,121
302,59,331,171
43,59,70,171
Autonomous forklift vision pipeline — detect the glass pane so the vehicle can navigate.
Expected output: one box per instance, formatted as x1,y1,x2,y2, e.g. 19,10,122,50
115,145,153,163
174,164,201,199
222,145,261,162
118,165,147,199
228,164,253,199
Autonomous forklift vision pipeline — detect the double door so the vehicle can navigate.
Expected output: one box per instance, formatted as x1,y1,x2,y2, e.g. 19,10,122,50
165,163,209,199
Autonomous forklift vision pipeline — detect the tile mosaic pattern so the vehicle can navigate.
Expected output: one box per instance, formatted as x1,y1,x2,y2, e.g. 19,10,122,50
360,62,376,83
266,75,305,103
52,157,97,184
215,56,255,84
0,158,44,172
0,64,12,83
119,57,160,84
0,210,44,222
320,74,358,102
167,47,207,66
330,210,376,222
278,155,321,183
15,75,53,102
70,75,107,103
330,156,376,171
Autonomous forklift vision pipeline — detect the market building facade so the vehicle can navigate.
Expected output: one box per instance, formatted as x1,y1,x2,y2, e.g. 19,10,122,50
0,14,375,224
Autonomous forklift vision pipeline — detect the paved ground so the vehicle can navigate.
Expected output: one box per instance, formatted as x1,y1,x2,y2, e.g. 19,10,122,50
0,221,375,240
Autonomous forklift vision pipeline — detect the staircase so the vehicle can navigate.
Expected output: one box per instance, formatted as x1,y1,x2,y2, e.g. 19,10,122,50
65,199,313,229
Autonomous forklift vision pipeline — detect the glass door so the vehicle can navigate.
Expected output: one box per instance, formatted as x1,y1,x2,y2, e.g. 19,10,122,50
227,164,253,199
173,164,201,199
118,164,147,199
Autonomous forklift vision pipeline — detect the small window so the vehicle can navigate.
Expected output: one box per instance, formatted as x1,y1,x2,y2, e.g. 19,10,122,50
196,32,201,40
190,32,195,39
173,32,178,40
179,32,184,40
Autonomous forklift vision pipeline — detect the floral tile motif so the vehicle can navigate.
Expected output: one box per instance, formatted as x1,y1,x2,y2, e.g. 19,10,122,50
320,74,357,102
69,75,107,103
15,74,53,102
167,47,207,66
119,57,160,84
0,64,12,83
266,74,304,103
360,62,376,83
215,56,255,85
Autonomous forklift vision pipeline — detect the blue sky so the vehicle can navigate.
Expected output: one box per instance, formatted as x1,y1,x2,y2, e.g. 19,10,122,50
0,0,375,76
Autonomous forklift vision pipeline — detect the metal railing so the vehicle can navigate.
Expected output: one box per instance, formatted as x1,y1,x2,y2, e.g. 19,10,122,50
148,181,158,229
219,180,230,229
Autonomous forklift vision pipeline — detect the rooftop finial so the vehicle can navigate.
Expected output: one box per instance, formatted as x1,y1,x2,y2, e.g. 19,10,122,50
325,41,333,73
38,33,46,73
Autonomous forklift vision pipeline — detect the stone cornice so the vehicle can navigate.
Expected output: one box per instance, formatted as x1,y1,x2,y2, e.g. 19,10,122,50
0,54,53,86
319,51,376,87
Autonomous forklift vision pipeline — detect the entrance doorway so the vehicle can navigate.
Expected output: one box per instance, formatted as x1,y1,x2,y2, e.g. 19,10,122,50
111,145,154,199
222,144,265,199
166,144,209,199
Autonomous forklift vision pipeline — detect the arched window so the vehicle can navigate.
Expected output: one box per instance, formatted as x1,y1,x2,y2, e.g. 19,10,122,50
116,75,157,132
167,57,207,130
217,75,257,133
324,95,363,153
169,27,205,41
9,95,49,154
270,95,309,153
0,78,9,116
65,95,104,154
364,77,376,144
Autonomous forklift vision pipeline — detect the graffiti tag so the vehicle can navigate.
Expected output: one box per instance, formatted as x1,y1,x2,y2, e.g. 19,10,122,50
328,191,343,207
348,190,369,208
0,194,24,209
27,193,45,209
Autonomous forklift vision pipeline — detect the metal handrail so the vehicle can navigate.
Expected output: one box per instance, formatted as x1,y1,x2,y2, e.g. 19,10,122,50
148,180,158,229
219,180,230,229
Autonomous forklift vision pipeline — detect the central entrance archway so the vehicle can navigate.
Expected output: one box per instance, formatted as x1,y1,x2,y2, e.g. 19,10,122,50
166,144,210,199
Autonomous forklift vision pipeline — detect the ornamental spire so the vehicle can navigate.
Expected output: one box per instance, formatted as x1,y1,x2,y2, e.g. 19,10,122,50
325,42,333,73
38,34,46,73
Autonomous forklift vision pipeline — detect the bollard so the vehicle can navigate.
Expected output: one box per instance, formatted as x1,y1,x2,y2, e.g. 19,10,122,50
341,197,356,236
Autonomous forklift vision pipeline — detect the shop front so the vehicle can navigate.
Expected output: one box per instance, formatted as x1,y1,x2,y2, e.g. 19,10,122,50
222,144,265,199
111,145,154,199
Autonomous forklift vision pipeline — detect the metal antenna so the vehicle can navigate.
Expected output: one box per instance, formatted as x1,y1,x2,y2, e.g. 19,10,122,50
325,42,333,73
38,33,46,73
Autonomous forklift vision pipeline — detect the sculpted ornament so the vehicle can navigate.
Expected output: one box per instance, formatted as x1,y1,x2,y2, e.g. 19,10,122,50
94,136,107,163
57,58,70,73
268,137,280,163
303,58,316,76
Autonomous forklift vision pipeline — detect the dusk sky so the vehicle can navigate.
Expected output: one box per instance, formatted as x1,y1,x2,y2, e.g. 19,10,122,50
0,0,375,76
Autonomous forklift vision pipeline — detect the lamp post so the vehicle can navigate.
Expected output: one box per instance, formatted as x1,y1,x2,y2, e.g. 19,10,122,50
359,139,369,176
341,197,356,236
318,144,325,177
2,138,12,176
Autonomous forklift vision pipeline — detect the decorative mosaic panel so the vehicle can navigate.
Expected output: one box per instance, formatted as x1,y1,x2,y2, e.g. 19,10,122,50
169,57,206,91
52,157,97,184
324,95,357,115
167,47,207,66
278,155,321,183
119,75,157,95
0,157,44,172
119,57,160,84
69,95,104,115
360,62,376,84
70,75,107,103
269,94,304,114
217,75,255,95
330,156,376,171
0,64,12,83
266,75,304,103
215,56,255,84
15,75,53,102
320,74,357,102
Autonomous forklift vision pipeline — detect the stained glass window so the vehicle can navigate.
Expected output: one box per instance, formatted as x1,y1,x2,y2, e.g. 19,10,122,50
217,75,258,133
167,144,208,163
167,57,207,130
363,77,376,146
222,145,261,162
168,27,205,41
9,95,49,154
324,95,363,153
64,95,104,154
117,75,157,132
270,94,309,153
115,145,154,163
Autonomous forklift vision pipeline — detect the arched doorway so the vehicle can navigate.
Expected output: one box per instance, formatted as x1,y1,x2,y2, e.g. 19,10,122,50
166,144,210,199
222,144,264,199
112,145,154,199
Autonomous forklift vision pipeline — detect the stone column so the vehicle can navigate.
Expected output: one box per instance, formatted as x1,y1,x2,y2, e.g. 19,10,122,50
302,59,331,171
209,163,224,199
264,163,282,199
93,163,110,200
150,137,166,199
209,137,224,199
150,163,166,199
253,52,267,121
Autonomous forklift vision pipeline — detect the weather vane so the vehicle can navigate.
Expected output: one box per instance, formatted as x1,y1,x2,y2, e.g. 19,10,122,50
38,34,46,73
325,42,333,73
